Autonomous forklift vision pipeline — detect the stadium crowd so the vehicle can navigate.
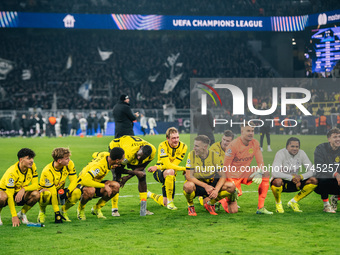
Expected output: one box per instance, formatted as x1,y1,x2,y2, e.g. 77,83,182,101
0,30,274,111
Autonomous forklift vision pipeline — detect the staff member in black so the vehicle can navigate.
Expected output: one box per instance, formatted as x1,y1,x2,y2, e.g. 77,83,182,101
314,128,340,213
112,94,139,138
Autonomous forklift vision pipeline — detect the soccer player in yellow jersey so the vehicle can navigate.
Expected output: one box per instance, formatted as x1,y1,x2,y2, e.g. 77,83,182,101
66,148,124,220
147,127,187,210
209,130,235,212
183,135,238,216
0,148,40,227
210,130,234,157
108,135,156,216
37,148,76,223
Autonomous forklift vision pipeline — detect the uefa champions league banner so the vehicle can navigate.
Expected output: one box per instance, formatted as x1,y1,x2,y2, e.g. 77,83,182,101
0,9,339,31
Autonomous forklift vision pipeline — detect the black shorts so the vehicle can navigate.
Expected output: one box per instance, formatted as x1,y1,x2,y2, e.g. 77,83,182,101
153,170,175,199
80,181,108,198
271,179,309,192
194,178,219,197
314,178,340,196
0,188,26,206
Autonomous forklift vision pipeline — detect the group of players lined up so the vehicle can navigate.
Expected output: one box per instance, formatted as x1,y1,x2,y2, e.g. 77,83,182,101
1,125,340,227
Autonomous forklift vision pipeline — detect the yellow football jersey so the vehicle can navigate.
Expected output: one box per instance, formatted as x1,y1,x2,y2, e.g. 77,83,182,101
39,160,76,212
69,152,111,190
210,141,225,158
109,135,156,167
156,140,187,173
185,150,223,183
0,162,39,217
39,160,76,190
0,162,38,193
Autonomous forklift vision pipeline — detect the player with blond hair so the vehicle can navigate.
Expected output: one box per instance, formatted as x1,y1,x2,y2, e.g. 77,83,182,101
147,127,187,210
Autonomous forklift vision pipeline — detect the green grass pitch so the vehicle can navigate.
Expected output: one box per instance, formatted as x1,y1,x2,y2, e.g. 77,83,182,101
0,134,339,255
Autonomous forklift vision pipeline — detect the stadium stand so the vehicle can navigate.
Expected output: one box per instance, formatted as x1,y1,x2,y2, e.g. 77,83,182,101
0,0,339,16
0,30,274,111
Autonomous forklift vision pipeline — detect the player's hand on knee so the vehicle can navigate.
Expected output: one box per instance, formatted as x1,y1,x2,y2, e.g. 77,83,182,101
104,183,112,197
295,182,301,189
292,174,301,184
209,189,218,199
147,166,157,173
205,185,214,195
15,188,25,203
55,211,66,223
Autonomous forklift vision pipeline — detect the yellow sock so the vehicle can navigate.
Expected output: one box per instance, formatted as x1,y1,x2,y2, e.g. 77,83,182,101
95,198,107,210
164,175,175,203
78,201,86,211
21,204,32,214
271,185,283,203
212,190,231,204
183,190,195,206
293,184,317,202
39,191,52,212
150,192,164,206
63,188,81,211
139,192,147,202
111,193,119,209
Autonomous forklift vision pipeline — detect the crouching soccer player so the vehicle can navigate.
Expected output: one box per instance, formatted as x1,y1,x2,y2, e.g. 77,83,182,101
37,148,77,223
314,128,340,213
271,137,317,213
109,135,156,216
183,135,238,216
224,124,273,215
209,130,234,212
147,127,187,210
65,148,124,220
0,148,40,227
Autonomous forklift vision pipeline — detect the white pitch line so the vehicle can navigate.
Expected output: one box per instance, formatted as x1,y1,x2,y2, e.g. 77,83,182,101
119,190,256,198
124,181,185,186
